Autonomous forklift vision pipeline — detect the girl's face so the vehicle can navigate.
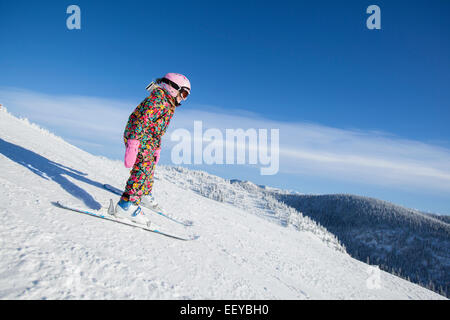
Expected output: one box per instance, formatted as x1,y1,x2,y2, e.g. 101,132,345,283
175,94,183,106
175,91,189,106
175,86,190,106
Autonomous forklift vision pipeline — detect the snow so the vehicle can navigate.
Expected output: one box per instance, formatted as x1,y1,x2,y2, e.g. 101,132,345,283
0,108,445,299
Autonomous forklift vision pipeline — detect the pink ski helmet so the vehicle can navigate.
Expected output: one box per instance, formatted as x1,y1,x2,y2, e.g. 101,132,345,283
159,73,191,100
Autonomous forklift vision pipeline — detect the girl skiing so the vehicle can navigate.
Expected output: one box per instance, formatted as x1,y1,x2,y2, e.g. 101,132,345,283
113,73,191,225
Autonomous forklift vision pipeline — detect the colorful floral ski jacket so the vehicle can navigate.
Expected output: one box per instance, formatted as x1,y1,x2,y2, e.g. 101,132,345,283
124,86,176,151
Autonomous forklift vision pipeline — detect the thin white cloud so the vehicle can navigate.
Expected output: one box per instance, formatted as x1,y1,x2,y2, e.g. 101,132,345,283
0,87,132,157
168,107,450,193
1,87,450,194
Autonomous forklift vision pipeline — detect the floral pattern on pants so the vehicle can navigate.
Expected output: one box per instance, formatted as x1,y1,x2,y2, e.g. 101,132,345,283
121,146,157,204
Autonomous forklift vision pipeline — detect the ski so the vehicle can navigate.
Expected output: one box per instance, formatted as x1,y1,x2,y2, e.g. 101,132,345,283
54,201,199,241
103,184,194,227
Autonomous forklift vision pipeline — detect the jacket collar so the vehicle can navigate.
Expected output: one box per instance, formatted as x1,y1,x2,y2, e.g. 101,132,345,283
157,86,176,108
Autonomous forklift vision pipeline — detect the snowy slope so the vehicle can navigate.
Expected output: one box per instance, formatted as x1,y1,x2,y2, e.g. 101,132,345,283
0,108,445,299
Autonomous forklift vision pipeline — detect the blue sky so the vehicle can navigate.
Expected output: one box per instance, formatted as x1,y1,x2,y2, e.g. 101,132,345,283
1,0,450,214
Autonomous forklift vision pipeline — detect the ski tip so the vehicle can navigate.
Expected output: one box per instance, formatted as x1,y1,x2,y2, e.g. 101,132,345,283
52,201,63,208
189,235,200,241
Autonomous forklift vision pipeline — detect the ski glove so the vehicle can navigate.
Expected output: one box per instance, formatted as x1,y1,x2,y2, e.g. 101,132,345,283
124,139,140,168
154,148,161,165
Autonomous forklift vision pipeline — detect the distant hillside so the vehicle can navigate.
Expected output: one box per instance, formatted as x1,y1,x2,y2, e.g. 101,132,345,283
273,193,450,297
425,213,450,224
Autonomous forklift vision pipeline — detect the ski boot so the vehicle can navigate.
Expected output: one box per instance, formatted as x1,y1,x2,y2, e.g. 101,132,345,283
109,199,151,227
139,194,160,211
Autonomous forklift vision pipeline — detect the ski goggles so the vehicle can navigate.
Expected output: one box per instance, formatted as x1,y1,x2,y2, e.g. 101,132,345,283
179,87,190,100
160,78,190,100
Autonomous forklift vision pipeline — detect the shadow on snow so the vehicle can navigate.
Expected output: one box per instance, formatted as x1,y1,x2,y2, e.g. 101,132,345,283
0,138,103,210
